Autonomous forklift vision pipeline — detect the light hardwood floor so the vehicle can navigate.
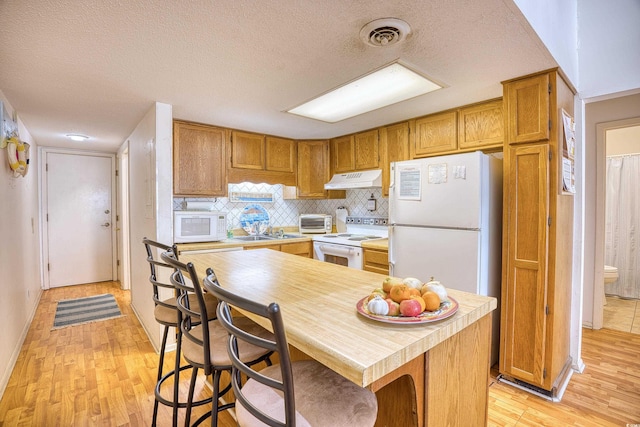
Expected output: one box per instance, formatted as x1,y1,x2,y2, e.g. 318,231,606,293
604,295,640,334
1,282,639,426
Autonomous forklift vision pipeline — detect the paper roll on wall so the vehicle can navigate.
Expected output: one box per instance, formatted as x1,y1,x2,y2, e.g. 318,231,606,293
335,207,348,233
185,201,215,211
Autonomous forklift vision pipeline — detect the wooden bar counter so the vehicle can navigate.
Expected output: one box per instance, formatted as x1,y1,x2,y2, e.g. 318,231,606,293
182,249,497,427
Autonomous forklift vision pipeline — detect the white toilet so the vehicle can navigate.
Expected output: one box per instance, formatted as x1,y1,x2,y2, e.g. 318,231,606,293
604,265,619,285
603,265,619,305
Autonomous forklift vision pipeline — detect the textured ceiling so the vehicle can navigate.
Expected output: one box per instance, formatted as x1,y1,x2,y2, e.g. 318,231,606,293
0,0,556,152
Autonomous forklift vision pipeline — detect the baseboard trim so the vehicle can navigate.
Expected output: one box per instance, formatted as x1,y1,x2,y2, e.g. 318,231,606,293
0,288,43,400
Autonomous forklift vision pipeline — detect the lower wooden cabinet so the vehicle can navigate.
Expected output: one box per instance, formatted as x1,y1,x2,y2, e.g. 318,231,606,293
244,241,313,258
363,248,389,275
280,241,313,258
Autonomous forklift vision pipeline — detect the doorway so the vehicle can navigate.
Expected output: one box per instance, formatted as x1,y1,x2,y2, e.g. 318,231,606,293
117,145,131,290
593,118,640,331
41,149,116,288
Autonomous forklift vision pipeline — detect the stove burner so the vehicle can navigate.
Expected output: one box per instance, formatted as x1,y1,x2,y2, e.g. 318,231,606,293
337,234,353,237
348,237,368,241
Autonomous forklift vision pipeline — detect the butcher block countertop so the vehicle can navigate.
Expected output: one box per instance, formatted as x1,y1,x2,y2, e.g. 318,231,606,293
360,238,388,250
182,249,496,426
182,249,494,386
180,249,497,427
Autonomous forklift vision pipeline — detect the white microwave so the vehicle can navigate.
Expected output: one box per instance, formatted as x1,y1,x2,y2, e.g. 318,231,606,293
299,214,332,234
174,211,227,243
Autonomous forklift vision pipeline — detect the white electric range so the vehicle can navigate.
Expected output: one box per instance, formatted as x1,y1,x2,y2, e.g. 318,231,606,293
313,216,388,270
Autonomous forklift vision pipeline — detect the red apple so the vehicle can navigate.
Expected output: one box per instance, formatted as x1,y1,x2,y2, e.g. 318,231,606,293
400,299,422,317
385,298,400,316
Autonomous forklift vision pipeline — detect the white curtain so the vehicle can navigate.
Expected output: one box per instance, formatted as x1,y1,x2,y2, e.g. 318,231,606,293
605,154,640,299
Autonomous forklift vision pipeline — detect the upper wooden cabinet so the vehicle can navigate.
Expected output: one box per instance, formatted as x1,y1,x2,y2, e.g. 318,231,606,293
173,120,227,197
297,140,345,199
354,129,380,170
297,140,330,199
504,73,550,144
228,130,296,185
331,130,379,173
265,136,296,173
458,99,504,150
231,131,264,170
379,122,410,196
331,135,355,173
411,111,458,157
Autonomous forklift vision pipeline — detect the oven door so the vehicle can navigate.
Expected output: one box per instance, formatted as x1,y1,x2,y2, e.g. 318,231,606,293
313,242,362,269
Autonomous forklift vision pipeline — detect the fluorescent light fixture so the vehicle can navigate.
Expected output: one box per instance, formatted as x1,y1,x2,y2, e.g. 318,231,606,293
66,134,89,141
287,62,442,123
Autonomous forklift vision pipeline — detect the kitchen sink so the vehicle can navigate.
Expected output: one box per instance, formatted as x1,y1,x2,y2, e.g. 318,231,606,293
232,235,277,242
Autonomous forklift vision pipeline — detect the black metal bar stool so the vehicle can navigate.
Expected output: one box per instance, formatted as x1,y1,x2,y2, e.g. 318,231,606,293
143,238,218,426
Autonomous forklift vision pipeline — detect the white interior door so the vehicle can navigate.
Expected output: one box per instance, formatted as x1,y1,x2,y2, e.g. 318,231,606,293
45,151,115,287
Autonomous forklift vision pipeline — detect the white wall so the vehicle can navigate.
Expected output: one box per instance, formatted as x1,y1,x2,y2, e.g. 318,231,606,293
125,102,173,352
578,0,640,99
606,125,640,155
0,92,42,398
583,93,640,327
514,0,579,87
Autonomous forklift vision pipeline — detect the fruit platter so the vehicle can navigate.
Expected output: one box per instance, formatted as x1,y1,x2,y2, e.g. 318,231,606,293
356,276,459,324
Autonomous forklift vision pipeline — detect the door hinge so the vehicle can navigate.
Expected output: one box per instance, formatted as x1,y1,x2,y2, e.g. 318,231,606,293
545,305,550,315
47,263,50,271
115,169,119,177
543,368,547,379
46,163,48,172
548,83,552,94
117,259,120,266
46,213,49,222
548,216,551,227
116,214,119,221
549,150,552,161
549,119,552,130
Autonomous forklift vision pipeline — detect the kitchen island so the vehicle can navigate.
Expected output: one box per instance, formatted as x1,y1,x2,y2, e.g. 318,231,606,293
182,248,496,427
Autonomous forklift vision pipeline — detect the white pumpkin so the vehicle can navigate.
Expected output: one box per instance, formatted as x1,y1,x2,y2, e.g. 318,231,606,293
367,295,389,315
423,277,448,302
402,277,423,290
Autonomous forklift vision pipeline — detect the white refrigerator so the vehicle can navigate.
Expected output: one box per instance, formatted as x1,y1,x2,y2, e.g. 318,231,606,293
388,151,502,363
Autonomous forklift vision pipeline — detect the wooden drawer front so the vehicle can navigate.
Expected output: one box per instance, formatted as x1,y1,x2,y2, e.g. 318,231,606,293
413,111,457,157
280,241,312,257
458,99,504,149
363,249,389,275
244,244,281,251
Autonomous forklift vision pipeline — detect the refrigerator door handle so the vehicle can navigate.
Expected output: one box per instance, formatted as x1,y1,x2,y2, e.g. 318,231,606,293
388,224,395,276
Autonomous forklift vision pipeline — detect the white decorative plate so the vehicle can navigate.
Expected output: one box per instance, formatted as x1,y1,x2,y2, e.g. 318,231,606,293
239,204,270,234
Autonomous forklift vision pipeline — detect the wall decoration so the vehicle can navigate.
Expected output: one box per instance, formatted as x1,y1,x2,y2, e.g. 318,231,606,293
230,191,274,203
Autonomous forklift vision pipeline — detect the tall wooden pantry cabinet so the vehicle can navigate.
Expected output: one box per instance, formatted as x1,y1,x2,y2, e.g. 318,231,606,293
499,69,576,395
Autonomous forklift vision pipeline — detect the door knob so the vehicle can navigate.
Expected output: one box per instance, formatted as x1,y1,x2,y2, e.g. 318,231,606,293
101,222,111,227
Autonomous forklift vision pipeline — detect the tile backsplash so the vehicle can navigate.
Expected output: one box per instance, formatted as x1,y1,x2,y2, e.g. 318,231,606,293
173,183,389,230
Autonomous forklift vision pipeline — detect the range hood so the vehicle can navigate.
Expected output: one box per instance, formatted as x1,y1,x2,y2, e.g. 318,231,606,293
324,169,382,190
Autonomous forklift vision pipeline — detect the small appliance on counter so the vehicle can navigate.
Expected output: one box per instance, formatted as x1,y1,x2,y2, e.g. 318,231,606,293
174,210,227,243
299,214,332,234
335,207,348,233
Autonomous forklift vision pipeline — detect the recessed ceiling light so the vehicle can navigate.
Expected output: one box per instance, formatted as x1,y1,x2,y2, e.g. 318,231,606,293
66,134,90,141
287,61,442,123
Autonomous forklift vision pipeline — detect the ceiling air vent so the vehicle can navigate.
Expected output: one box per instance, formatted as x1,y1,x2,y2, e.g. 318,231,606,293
360,18,411,47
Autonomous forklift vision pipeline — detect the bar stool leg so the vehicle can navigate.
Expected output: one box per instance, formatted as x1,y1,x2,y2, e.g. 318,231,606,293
152,325,170,426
